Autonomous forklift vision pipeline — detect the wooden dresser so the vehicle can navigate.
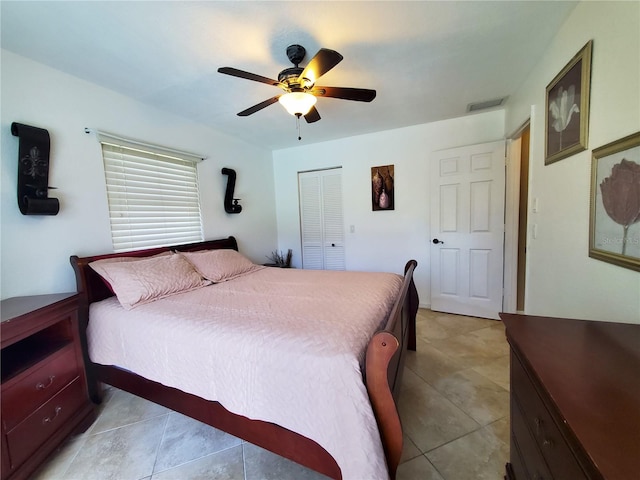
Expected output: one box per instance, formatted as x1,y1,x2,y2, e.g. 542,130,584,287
1,293,95,480
501,313,640,480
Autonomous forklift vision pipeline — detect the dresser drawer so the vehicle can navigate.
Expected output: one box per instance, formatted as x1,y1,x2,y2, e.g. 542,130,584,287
5,377,85,470
507,445,530,480
1,435,9,479
1,343,79,431
511,395,552,479
511,354,587,479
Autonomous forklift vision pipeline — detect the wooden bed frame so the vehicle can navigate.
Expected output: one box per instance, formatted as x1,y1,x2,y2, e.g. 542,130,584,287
70,236,418,479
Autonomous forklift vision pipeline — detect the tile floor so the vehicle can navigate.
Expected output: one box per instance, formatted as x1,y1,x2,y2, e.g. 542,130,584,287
32,309,510,480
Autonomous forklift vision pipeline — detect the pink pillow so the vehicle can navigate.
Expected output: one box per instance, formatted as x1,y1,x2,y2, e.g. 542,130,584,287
89,251,172,293
179,249,264,283
89,253,210,309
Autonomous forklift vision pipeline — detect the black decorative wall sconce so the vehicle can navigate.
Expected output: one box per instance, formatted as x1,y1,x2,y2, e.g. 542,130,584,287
11,122,59,215
221,167,242,214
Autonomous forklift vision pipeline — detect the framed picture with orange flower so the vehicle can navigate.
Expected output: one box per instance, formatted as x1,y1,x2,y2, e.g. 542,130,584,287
545,40,593,165
589,131,640,271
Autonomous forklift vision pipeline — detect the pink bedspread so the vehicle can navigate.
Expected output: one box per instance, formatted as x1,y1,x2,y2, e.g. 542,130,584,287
87,267,403,479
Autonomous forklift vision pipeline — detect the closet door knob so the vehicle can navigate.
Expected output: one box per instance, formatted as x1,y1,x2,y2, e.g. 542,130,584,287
432,238,444,244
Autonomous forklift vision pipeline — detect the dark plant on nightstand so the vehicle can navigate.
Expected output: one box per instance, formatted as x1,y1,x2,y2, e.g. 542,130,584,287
265,249,292,268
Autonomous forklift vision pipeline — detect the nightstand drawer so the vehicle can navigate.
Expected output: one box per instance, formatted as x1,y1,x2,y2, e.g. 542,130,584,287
511,354,587,479
5,377,84,470
1,343,78,431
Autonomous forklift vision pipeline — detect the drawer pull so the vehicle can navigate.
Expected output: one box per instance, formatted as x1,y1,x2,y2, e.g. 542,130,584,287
534,417,543,435
36,375,56,390
535,417,554,448
42,406,62,425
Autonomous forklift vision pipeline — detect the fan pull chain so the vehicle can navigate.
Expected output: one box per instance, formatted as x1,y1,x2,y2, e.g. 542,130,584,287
296,113,302,141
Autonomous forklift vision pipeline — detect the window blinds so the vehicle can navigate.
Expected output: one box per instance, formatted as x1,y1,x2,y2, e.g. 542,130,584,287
100,142,204,252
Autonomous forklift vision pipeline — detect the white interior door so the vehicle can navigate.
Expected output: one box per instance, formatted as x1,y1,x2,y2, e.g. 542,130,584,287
430,141,505,319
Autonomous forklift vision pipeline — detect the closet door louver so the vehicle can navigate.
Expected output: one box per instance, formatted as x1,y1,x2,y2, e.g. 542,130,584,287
298,168,345,270
299,174,323,269
321,171,345,270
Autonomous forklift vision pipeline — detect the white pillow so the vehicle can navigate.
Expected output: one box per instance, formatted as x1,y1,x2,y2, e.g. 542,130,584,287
179,249,264,283
89,253,210,309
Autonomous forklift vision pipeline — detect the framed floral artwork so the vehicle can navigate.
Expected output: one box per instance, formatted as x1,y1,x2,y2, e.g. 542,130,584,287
371,165,394,211
545,40,593,165
589,131,640,272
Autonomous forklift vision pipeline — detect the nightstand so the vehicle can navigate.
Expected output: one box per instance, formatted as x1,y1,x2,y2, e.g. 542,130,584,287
1,293,95,480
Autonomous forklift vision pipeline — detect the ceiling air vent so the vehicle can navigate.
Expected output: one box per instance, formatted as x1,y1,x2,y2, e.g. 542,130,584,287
467,97,508,113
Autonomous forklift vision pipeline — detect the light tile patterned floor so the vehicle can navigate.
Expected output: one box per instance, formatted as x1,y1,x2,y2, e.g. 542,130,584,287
32,309,510,479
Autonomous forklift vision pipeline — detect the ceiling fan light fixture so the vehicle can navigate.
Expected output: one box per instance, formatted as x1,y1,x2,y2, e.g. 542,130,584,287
278,92,317,116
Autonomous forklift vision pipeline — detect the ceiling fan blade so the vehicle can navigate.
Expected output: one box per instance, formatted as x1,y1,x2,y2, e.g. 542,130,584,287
312,86,376,102
237,96,281,116
298,48,343,83
304,106,321,123
218,67,280,87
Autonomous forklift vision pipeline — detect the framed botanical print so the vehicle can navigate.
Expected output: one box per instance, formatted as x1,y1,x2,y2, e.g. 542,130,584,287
589,131,640,271
545,40,593,165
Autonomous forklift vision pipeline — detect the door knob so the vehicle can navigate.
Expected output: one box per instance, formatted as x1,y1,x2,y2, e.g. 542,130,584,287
432,238,444,244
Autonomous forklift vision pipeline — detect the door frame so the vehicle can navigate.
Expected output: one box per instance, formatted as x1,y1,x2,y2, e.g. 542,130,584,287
503,119,531,313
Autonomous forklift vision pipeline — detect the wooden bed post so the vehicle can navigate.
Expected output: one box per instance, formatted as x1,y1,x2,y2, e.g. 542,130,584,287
366,331,403,478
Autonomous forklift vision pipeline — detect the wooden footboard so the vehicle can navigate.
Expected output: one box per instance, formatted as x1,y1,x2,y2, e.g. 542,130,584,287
70,238,418,480
366,260,418,479
91,363,342,478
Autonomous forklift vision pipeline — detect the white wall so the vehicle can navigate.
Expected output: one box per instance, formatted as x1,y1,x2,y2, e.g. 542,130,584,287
273,110,505,307
1,50,277,299
506,1,640,323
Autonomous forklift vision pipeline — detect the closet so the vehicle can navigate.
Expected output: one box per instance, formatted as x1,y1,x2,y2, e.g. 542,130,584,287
298,168,345,270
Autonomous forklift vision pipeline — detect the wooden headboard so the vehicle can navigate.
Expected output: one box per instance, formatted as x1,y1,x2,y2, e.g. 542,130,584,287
69,236,238,306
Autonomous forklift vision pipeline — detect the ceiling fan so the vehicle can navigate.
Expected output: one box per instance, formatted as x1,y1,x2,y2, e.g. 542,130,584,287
218,44,376,124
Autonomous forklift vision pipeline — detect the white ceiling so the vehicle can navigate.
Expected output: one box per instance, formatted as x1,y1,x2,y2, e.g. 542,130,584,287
1,1,577,150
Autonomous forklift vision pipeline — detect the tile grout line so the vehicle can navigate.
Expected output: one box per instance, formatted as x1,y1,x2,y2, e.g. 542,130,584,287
150,444,245,477
148,412,171,479
242,441,249,480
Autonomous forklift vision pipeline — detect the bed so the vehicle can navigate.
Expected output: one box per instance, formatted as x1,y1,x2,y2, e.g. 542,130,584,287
70,236,418,480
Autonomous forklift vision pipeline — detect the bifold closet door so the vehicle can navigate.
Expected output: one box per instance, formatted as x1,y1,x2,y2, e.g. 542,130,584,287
298,168,345,270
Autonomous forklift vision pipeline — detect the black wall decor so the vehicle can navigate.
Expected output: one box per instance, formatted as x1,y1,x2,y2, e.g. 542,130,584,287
221,167,242,214
11,122,59,215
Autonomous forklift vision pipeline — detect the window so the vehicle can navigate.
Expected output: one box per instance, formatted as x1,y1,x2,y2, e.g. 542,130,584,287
95,133,204,252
